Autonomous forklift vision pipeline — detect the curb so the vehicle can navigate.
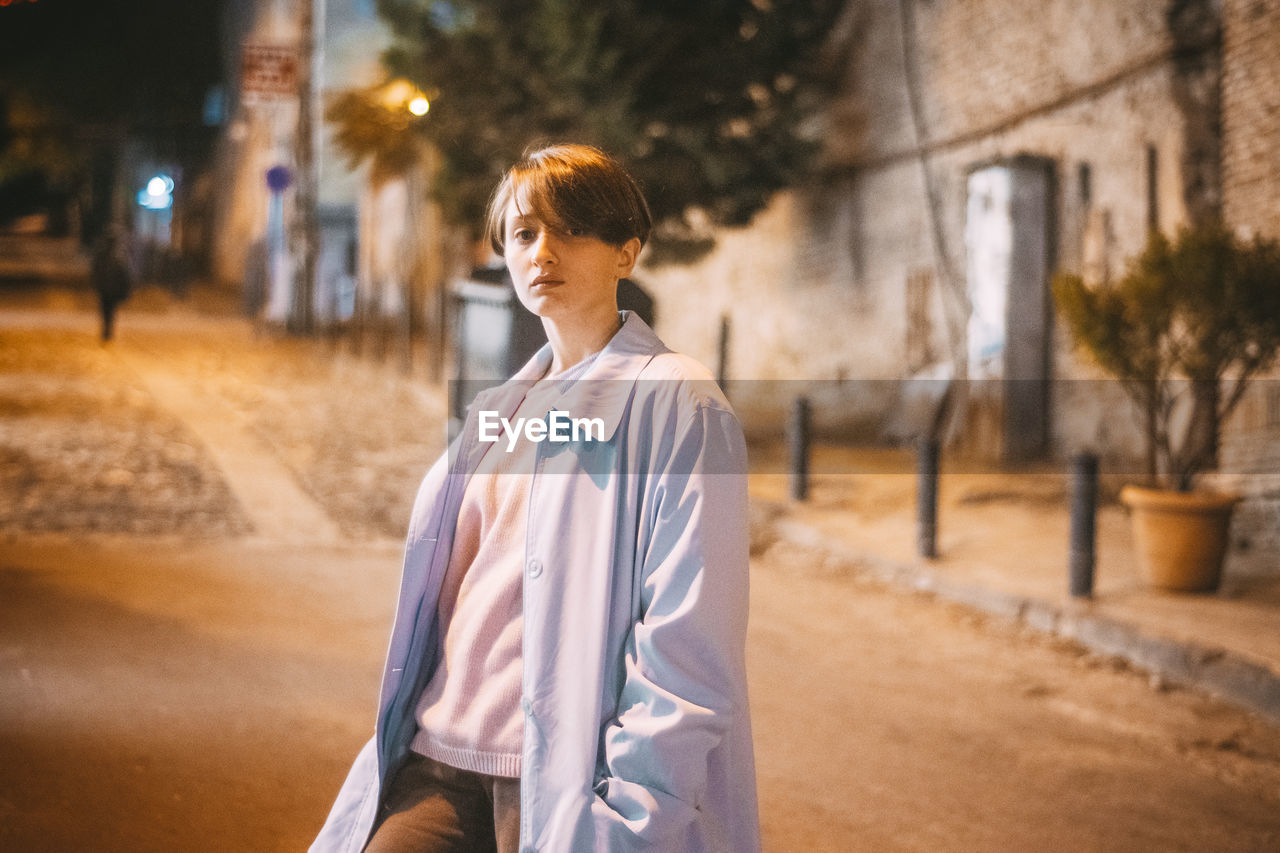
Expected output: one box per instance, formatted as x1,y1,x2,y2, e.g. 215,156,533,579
770,515,1280,725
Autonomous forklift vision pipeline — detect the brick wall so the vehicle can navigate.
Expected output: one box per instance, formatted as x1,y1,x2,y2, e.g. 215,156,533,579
1220,0,1280,574
826,0,1174,164
645,0,1280,572
641,0,1211,461
1223,0,1280,238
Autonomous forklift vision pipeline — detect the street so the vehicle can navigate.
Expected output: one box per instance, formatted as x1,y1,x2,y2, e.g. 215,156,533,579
2,284,1280,851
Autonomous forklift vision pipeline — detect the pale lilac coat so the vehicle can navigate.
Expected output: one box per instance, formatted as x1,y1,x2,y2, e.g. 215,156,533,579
311,313,760,852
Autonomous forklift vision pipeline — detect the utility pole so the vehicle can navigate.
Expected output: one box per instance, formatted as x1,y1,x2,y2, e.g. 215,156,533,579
290,0,324,334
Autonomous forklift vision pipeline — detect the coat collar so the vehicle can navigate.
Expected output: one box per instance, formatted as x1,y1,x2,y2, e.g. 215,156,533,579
472,311,668,441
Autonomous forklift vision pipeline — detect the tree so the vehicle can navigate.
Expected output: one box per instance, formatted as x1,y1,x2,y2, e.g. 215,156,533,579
343,0,844,263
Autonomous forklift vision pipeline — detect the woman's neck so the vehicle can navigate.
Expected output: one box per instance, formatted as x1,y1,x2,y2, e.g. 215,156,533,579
542,304,622,374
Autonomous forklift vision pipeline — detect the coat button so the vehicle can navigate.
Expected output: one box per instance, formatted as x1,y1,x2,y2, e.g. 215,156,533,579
526,557,543,578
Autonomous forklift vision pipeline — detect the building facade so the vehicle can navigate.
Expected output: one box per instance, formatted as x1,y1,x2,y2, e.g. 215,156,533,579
640,0,1277,571
1219,0,1280,571
210,0,449,347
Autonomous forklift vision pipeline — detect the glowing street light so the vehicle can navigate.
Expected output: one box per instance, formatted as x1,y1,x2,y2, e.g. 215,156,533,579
137,174,174,210
380,78,431,119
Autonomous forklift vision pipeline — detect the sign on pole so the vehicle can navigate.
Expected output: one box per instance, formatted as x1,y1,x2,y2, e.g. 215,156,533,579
241,43,299,104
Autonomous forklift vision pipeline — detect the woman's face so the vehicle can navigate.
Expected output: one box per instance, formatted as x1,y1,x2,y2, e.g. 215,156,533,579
503,200,640,322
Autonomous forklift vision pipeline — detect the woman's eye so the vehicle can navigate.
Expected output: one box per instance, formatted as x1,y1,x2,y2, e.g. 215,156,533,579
567,227,586,238
514,228,535,242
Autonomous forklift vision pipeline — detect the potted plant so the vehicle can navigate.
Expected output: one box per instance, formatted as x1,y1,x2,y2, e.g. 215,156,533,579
1053,223,1280,591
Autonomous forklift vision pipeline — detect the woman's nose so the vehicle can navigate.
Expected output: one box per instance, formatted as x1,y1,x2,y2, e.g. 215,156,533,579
533,232,558,264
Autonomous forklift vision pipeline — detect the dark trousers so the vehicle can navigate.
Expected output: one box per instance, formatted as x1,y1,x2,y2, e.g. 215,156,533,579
98,295,119,342
364,752,521,853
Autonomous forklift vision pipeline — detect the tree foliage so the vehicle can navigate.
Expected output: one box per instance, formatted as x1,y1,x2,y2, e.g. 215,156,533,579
343,0,844,263
1054,224,1280,490
327,84,431,184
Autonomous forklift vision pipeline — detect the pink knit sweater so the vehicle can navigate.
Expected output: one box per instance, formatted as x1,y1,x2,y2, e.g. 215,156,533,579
410,356,597,777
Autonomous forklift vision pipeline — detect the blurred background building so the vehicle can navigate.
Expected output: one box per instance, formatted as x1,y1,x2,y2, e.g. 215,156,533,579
634,0,1279,563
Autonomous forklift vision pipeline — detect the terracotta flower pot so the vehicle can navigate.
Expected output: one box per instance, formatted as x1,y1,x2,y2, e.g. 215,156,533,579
1120,486,1240,592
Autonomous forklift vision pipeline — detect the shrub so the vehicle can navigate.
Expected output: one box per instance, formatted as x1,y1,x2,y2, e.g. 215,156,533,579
1053,223,1280,490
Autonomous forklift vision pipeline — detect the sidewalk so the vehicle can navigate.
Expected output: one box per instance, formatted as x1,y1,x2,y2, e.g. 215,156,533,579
748,444,1280,723
0,283,445,543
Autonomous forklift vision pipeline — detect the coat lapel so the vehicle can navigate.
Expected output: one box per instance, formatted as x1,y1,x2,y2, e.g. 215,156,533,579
490,311,669,442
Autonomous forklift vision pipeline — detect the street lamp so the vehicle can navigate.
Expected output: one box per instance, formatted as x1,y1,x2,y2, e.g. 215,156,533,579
380,79,431,119
137,175,174,211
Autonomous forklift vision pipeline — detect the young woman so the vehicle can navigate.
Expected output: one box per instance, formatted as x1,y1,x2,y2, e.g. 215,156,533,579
312,144,758,853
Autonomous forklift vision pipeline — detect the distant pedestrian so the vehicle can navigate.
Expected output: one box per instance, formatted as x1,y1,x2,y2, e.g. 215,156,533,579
90,225,133,342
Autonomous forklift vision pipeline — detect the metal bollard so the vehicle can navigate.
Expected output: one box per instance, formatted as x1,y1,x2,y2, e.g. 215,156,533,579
1069,452,1099,598
917,438,939,559
788,397,810,502
716,315,731,390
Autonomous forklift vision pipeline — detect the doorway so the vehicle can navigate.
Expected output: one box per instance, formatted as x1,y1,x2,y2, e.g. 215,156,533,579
964,156,1054,464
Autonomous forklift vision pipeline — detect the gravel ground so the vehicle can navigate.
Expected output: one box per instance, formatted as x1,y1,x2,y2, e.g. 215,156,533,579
124,327,448,539
0,294,447,540
0,328,251,536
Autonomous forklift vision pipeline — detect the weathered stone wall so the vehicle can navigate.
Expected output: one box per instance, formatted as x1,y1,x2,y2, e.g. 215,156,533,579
1220,0,1280,572
1215,382,1280,573
1223,0,1280,238
640,0,1214,462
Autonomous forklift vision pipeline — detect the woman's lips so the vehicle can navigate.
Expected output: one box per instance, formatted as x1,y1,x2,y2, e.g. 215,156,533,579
531,275,563,288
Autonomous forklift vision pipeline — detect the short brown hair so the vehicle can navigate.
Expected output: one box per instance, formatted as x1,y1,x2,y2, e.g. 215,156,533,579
485,144,653,255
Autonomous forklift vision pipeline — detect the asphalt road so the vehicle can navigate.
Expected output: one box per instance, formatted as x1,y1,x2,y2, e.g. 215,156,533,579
0,537,399,852
747,540,1280,851
3,534,1280,852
